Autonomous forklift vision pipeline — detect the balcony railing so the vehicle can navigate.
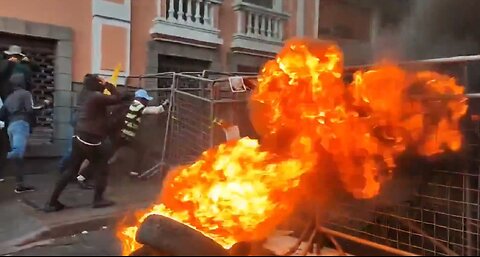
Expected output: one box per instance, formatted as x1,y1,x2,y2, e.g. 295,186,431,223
232,1,289,53
165,0,214,28
151,0,223,45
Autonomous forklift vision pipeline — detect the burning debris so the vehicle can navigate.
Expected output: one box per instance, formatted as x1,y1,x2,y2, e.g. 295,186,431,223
117,39,467,256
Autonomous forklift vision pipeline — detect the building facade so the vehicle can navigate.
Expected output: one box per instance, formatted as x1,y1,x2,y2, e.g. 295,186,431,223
0,0,382,156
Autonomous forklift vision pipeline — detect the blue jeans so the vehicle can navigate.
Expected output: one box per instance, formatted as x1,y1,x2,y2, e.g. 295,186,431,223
7,120,30,160
7,120,30,185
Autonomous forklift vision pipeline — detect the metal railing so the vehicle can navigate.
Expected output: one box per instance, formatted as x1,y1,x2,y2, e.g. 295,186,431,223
125,71,257,178
324,58,480,256
163,0,216,28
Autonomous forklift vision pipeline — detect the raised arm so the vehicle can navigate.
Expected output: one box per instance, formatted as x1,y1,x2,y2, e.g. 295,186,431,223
142,99,169,115
22,91,45,113
142,105,165,115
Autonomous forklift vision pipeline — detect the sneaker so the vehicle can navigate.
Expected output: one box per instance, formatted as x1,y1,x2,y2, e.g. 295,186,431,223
14,185,36,194
43,201,66,213
0,178,5,183
93,199,116,209
78,181,95,190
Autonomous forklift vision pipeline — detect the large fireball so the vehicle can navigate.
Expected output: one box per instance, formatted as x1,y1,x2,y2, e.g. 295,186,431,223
118,39,467,255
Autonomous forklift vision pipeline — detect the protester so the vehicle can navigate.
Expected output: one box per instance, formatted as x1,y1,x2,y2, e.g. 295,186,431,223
109,90,169,177
44,74,123,212
57,89,96,190
0,45,36,184
0,74,49,193
0,45,39,99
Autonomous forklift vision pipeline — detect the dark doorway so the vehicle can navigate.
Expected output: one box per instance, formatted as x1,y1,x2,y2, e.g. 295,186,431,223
0,33,56,145
157,54,211,89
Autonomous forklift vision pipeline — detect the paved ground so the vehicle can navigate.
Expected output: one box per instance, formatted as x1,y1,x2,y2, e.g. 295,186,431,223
12,228,121,256
0,169,164,255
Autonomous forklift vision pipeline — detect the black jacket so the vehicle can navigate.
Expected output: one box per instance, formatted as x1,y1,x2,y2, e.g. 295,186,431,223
0,74,42,125
0,59,15,101
75,74,122,140
0,58,39,100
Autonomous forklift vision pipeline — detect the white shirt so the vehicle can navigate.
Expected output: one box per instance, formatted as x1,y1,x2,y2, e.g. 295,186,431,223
143,105,165,115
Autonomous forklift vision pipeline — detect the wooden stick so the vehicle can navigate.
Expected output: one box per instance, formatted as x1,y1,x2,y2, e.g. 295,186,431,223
326,234,346,256
298,226,317,256
283,219,314,255
318,226,418,256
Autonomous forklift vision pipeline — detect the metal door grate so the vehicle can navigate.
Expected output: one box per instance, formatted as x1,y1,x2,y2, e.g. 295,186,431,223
0,33,56,145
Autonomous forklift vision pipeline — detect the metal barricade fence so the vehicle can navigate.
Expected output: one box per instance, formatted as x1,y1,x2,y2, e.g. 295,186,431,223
322,58,480,256
128,60,480,255
126,71,256,177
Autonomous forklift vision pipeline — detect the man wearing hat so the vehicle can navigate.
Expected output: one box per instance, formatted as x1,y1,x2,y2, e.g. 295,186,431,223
0,45,39,100
111,89,169,177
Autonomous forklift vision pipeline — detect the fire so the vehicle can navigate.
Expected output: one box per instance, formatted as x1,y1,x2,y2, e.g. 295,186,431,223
251,40,467,199
117,138,313,255
118,39,467,255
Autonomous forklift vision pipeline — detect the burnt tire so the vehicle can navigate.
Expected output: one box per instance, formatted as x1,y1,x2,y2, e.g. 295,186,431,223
136,215,229,256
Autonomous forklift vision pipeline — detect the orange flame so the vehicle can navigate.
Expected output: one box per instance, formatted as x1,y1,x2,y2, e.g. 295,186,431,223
117,138,313,255
117,39,467,255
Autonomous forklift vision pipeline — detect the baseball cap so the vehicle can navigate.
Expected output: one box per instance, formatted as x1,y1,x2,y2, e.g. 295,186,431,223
135,89,153,101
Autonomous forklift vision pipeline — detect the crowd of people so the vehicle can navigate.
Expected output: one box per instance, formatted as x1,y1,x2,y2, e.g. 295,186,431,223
0,45,169,212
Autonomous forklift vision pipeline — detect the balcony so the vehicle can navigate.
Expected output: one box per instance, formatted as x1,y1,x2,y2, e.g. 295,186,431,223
150,0,223,46
231,0,289,54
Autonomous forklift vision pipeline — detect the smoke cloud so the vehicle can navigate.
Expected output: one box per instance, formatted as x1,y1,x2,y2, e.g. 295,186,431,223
375,0,480,60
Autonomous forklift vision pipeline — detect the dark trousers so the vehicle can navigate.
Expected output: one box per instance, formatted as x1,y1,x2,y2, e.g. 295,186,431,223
113,135,146,174
48,134,110,204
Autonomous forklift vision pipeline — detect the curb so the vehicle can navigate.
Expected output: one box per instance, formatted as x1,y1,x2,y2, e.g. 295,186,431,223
0,203,150,255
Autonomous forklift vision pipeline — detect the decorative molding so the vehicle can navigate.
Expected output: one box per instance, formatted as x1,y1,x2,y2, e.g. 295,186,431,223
91,16,131,85
151,0,223,45
314,0,320,38
91,0,131,85
92,0,131,21
150,19,223,46
232,1,288,18
231,1,288,53
296,0,305,37
156,0,162,17
231,33,283,54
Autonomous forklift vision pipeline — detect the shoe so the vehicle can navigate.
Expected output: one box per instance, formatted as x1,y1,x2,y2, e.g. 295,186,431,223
78,181,95,190
43,201,66,213
14,185,36,194
93,199,116,209
0,178,5,183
